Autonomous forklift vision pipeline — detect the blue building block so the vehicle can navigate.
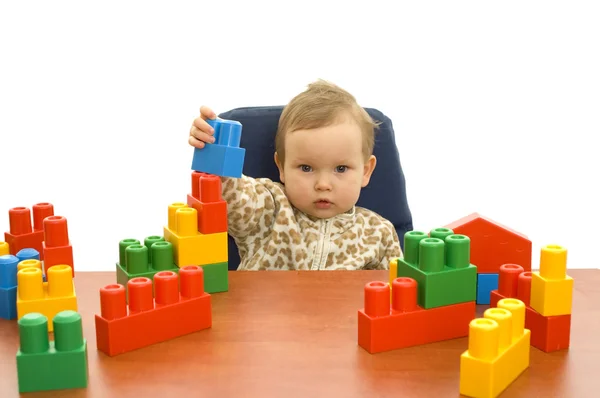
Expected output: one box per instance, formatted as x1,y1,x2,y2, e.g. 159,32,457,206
0,254,19,320
191,118,245,178
17,248,40,262
476,273,499,305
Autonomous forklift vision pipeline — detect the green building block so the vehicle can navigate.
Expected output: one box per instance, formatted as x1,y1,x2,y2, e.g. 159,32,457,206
202,261,228,293
396,228,477,309
16,311,88,393
116,237,180,297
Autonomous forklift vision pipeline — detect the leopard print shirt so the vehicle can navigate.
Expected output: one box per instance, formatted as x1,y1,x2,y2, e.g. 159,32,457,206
221,175,402,271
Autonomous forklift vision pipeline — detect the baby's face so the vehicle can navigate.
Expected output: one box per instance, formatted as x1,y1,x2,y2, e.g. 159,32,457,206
275,118,376,219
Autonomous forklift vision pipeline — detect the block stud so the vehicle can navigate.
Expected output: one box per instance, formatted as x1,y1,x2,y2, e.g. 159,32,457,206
43,216,69,247
540,244,567,280
0,242,9,256
18,313,49,354
392,277,417,312
176,207,198,236
128,277,153,313
125,244,149,274
118,239,140,267
100,284,127,320
47,265,74,298
16,248,39,262
498,298,525,341
155,271,179,305
418,238,444,273
364,281,390,317
201,175,222,203
445,234,470,269
180,265,204,298
168,203,187,231
498,264,524,297
53,310,84,351
517,272,532,306
151,241,175,271
144,236,164,263
18,267,44,300
404,231,427,264
9,207,32,235
467,318,499,361
17,259,42,272
32,202,54,231
484,308,512,352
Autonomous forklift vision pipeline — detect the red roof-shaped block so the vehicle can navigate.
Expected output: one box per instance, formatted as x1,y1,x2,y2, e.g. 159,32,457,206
444,213,532,273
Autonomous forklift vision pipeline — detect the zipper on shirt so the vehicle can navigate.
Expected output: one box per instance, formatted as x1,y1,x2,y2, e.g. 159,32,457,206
311,219,332,270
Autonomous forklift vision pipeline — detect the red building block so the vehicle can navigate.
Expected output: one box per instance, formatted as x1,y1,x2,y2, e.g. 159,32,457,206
95,266,212,356
187,171,227,234
445,213,532,273
490,264,571,352
4,205,49,259
358,278,476,354
42,216,74,277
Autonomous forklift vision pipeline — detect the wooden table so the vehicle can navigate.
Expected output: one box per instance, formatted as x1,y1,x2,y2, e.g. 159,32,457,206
1,269,598,397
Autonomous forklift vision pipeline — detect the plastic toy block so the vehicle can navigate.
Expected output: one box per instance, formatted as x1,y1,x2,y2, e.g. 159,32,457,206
17,265,78,332
530,244,573,317
16,311,88,393
490,263,570,353
0,241,9,255
163,203,228,267
444,213,532,273
0,254,19,319
4,204,53,259
42,215,74,277
94,266,212,356
459,298,530,398
188,171,228,234
116,237,180,298
357,278,476,354
191,118,245,178
16,247,40,262
395,229,477,309
202,261,229,293
476,273,499,305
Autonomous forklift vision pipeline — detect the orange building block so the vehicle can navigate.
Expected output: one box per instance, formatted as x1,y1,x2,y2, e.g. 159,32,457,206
42,216,74,277
95,265,212,357
444,213,532,273
187,171,227,235
490,263,571,353
4,205,50,260
358,278,476,354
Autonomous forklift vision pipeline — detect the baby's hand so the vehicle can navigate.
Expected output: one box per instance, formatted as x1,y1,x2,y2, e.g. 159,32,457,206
189,105,217,149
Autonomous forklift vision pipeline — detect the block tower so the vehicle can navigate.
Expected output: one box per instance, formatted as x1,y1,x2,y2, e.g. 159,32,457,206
490,244,572,353
444,213,533,305
358,228,477,353
459,298,530,398
16,310,88,393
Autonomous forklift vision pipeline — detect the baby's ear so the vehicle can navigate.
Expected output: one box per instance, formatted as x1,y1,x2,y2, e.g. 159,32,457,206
362,155,377,187
274,152,285,183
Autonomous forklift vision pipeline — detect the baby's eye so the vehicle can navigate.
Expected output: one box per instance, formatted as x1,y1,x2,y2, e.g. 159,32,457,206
300,165,312,172
335,165,348,173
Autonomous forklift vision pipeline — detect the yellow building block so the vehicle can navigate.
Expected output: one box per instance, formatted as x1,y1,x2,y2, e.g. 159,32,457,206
389,258,398,302
18,259,43,272
16,265,77,332
163,202,228,267
530,244,573,316
0,241,9,256
460,298,530,398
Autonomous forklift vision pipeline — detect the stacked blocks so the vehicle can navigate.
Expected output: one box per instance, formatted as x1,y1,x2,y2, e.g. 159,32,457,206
95,266,212,356
16,310,88,393
42,215,75,277
163,201,228,293
16,264,77,332
490,246,572,353
395,228,477,309
530,245,573,316
444,213,532,303
3,204,51,259
191,118,246,178
116,236,179,296
358,277,476,353
0,254,19,319
187,171,228,234
460,298,530,398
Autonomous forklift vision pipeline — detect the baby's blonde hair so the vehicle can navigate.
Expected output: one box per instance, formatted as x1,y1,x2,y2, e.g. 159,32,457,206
276,79,379,164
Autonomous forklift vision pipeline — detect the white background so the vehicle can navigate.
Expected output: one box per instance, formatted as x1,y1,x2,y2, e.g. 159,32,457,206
1,1,599,271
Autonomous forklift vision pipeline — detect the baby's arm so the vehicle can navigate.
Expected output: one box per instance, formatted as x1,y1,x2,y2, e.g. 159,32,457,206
365,223,402,270
220,175,276,240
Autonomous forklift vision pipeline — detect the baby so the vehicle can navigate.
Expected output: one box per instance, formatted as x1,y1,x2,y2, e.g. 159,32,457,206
189,80,402,271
